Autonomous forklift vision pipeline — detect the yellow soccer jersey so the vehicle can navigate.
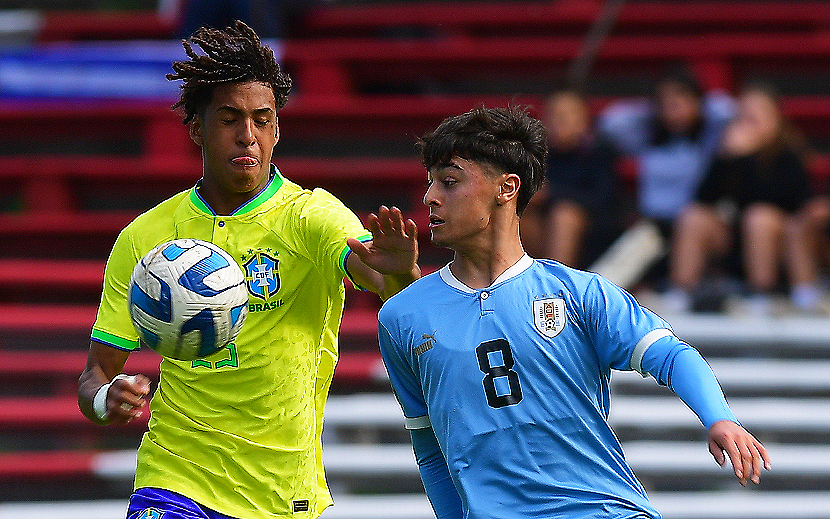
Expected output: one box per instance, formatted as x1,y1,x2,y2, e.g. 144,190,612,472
91,166,371,518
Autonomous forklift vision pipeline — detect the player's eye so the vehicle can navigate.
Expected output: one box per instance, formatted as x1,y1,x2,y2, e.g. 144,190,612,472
442,179,457,187
221,119,236,125
254,119,269,127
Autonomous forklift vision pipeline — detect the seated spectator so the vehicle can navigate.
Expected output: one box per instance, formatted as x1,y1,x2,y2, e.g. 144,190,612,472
520,89,618,269
786,160,830,313
666,81,814,313
598,67,735,285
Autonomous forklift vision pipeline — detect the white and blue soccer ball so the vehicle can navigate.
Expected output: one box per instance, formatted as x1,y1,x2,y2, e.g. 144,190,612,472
128,238,249,361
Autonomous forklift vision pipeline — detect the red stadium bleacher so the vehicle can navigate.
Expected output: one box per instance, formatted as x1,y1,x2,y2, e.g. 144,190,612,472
0,259,103,290
283,31,830,97
0,304,381,338
0,450,106,479
0,395,149,430
0,153,424,211
301,1,830,38
37,10,175,42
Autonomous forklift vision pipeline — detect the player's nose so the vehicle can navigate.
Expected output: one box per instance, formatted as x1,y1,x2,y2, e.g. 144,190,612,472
423,183,439,206
237,119,256,147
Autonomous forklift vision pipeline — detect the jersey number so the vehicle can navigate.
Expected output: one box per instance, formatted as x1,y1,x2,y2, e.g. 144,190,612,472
476,339,523,408
191,343,239,369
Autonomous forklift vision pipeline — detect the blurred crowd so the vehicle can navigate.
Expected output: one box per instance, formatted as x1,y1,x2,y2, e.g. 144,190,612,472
522,67,830,316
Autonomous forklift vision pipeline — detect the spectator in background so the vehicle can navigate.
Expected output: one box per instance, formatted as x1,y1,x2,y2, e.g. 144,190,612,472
789,179,830,314
598,67,734,285
531,88,619,269
666,81,815,314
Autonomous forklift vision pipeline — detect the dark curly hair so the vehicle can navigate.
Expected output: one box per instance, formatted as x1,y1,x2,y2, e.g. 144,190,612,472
419,106,548,215
167,20,292,124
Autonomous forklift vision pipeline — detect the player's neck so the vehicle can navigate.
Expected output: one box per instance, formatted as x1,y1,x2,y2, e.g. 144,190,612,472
450,225,525,289
197,176,269,216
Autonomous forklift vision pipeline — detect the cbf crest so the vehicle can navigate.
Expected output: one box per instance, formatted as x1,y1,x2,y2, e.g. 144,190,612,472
533,298,566,338
242,249,280,300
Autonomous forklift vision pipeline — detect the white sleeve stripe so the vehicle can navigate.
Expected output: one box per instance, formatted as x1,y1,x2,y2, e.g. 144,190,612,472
630,328,674,376
405,415,431,430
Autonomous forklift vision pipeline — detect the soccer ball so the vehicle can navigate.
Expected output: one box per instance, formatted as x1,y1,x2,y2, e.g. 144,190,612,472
128,239,249,361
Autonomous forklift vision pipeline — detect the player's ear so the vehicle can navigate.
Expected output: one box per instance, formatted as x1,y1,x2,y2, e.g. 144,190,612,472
274,117,280,143
190,116,203,147
497,173,521,206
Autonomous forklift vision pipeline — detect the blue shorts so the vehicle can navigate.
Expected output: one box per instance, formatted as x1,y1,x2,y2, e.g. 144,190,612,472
127,487,237,519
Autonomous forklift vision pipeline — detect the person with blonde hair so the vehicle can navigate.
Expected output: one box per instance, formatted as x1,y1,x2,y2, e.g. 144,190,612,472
666,81,814,313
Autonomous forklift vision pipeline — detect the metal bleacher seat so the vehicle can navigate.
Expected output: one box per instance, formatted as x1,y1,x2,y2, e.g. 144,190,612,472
614,357,830,395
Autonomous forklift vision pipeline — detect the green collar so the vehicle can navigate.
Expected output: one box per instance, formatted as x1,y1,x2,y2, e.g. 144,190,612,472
190,164,284,216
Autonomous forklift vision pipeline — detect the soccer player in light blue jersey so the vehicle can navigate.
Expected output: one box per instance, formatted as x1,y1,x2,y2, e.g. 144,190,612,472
377,106,770,519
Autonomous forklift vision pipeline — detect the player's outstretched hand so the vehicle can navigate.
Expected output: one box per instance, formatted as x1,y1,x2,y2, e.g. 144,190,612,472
106,374,152,425
347,205,418,276
708,420,771,486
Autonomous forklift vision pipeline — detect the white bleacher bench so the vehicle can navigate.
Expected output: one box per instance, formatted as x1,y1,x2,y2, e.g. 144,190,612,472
648,491,830,519
86,440,830,481
667,314,830,349
324,444,418,477
324,393,405,428
323,491,830,519
323,441,830,480
624,441,830,477
612,358,830,394
324,393,830,434
609,396,830,432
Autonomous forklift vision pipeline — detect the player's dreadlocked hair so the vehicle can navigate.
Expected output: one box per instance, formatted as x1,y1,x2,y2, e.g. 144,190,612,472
419,106,548,216
167,20,292,124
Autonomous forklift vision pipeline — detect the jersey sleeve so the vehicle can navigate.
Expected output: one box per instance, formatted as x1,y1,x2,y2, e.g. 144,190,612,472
377,313,429,426
91,226,142,351
295,187,372,288
410,427,464,519
640,336,738,428
582,273,739,428
582,274,673,374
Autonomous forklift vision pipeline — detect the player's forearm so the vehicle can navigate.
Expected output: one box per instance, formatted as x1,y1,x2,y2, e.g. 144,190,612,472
380,264,421,300
411,428,463,519
642,338,738,428
665,348,738,429
78,341,131,424
78,364,112,424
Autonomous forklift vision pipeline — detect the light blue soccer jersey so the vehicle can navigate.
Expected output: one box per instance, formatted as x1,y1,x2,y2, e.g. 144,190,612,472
378,256,673,519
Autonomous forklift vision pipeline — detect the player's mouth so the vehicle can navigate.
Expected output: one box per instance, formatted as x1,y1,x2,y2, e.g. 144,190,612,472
428,214,445,228
231,156,259,167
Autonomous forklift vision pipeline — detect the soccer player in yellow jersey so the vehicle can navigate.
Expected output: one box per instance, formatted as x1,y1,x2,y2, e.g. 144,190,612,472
77,21,420,519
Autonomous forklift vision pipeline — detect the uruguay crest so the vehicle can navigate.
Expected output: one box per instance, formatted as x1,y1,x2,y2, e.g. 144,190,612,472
533,298,566,338
243,250,280,300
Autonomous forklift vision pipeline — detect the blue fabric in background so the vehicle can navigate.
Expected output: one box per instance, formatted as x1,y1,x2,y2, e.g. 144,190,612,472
0,39,282,100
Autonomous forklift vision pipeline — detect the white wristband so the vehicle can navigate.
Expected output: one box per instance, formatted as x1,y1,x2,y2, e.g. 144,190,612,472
92,374,133,420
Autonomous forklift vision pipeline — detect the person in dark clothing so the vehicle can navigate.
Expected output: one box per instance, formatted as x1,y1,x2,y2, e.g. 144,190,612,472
521,89,618,268
666,81,814,314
